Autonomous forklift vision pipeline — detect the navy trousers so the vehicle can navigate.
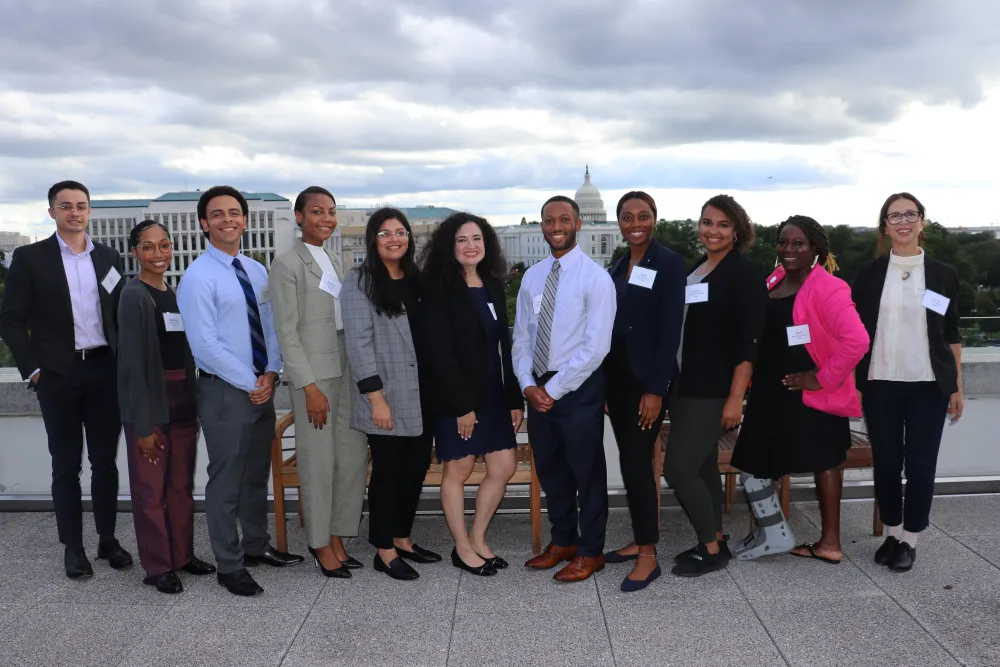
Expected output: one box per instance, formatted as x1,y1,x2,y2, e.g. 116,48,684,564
527,371,608,557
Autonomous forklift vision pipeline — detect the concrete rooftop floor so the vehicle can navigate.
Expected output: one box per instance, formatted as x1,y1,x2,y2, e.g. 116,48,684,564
0,495,998,666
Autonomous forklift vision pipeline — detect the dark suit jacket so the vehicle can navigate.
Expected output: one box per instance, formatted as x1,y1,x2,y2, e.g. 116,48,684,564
677,249,767,399
608,240,687,397
422,275,524,418
0,233,124,385
851,254,961,396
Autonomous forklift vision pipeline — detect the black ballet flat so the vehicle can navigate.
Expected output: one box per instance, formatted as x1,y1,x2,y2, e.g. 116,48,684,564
451,549,496,577
480,554,508,570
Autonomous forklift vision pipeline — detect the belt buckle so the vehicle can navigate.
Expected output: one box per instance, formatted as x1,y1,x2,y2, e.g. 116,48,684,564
80,348,87,360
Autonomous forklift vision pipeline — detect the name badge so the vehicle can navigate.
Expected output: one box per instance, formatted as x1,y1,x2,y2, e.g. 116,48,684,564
487,302,498,320
101,267,121,293
922,289,949,316
786,324,811,346
532,294,543,315
258,285,270,304
685,284,708,304
319,273,342,298
163,313,185,332
628,266,657,289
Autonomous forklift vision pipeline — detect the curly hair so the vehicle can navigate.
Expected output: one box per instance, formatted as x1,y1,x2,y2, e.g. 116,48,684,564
700,194,755,252
420,212,507,290
357,207,419,317
777,215,839,273
876,192,926,256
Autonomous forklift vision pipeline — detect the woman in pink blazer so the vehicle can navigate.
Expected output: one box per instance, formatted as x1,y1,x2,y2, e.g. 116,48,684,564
731,216,869,565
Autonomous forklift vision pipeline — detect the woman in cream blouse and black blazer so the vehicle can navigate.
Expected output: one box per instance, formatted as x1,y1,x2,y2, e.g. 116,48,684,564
270,186,369,578
852,192,963,573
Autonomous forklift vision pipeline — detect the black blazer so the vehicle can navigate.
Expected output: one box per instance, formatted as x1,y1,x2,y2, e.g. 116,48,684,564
0,233,124,384
608,240,687,396
421,276,524,417
677,249,767,399
851,254,961,396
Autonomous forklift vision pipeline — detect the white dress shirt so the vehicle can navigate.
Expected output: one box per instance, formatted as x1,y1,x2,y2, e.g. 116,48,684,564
869,249,936,382
57,233,108,350
512,245,616,400
305,243,344,331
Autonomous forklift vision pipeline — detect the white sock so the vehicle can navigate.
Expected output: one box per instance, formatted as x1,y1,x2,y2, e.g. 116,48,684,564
901,530,920,548
886,524,902,540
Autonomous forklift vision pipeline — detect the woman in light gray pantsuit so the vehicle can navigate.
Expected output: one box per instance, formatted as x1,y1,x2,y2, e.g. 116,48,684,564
270,186,368,579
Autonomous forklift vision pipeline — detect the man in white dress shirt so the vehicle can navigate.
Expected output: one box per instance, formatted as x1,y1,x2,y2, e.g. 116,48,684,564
512,195,616,582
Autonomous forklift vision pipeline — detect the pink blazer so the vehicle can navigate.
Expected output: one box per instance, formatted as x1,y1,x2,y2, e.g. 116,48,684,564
765,265,869,417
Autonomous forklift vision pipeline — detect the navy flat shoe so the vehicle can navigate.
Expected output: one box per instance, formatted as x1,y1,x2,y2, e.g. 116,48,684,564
604,550,639,564
620,563,661,593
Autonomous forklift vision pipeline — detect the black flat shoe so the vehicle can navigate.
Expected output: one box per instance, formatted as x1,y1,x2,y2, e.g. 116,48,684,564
374,554,419,580
244,546,304,567
96,539,133,570
307,547,351,579
217,569,264,596
451,549,496,576
397,543,442,564
341,556,363,569
874,536,899,565
481,554,508,570
144,572,183,594
888,542,916,572
180,557,216,576
670,544,730,578
675,535,731,564
64,546,93,580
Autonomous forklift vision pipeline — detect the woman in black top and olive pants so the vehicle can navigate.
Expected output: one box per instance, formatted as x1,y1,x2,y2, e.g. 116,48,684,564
666,195,767,578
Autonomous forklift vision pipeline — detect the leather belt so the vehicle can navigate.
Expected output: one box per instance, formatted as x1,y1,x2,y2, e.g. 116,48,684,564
532,371,557,387
75,346,110,360
199,370,266,380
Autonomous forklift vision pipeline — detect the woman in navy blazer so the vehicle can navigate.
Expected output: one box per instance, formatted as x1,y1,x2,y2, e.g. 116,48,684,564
602,191,686,592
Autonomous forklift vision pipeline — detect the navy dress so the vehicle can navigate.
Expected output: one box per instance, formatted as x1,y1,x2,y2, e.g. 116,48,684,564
434,287,517,461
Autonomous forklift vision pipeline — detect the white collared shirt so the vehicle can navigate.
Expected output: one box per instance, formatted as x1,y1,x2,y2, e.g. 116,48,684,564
870,249,936,382
56,233,108,350
511,245,616,400
305,243,343,331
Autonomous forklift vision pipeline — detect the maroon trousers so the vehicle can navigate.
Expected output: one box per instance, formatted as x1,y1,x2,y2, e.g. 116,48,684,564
124,369,199,577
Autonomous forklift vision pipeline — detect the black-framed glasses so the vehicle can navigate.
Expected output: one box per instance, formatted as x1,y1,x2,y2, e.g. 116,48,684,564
376,229,410,239
886,211,921,225
137,241,174,253
54,203,90,213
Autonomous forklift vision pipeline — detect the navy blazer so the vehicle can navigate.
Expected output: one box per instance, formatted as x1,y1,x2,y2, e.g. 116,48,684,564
608,240,687,397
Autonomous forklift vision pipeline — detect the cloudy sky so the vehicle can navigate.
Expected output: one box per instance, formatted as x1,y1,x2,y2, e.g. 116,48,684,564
2,0,999,238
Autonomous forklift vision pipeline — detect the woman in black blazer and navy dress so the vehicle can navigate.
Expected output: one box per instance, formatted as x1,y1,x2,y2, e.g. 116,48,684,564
602,192,686,592
421,213,525,577
852,192,963,573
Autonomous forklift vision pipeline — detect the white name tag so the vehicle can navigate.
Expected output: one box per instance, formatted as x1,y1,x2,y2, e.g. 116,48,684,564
101,267,121,293
786,324,811,346
532,294,543,315
319,273,342,298
921,289,949,316
163,313,185,332
487,302,497,320
685,284,708,304
258,285,270,304
628,266,657,289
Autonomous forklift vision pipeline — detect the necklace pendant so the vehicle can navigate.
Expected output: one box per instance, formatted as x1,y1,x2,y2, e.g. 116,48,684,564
901,271,911,281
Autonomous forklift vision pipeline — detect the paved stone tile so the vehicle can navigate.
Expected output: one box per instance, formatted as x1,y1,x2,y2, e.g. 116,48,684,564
929,494,1000,536
949,532,1000,569
176,559,327,608
0,512,59,559
792,498,884,539
0,604,29,633
728,547,882,602
0,555,64,603
894,590,1000,667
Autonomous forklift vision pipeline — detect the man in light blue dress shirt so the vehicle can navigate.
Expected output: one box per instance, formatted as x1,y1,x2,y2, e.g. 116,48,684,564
177,186,303,597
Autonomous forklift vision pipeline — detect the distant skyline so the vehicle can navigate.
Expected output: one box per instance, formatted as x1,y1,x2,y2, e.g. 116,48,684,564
2,0,999,236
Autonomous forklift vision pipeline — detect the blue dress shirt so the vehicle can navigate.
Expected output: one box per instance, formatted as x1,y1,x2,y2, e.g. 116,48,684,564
177,243,282,393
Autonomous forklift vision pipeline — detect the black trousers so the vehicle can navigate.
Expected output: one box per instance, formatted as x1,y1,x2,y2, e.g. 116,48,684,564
367,432,433,550
35,351,122,548
605,366,664,546
528,371,608,557
863,380,949,533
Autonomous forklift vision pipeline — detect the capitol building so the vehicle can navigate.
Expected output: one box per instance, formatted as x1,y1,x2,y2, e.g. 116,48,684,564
497,166,622,268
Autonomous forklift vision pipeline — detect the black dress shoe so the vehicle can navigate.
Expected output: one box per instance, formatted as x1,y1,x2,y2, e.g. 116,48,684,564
341,556,363,569
888,541,916,572
144,572,183,594
64,546,94,579
451,549,496,576
374,554,419,580
307,547,351,579
874,536,900,565
481,554,508,570
181,557,217,576
397,543,442,564
96,539,133,570
217,569,264,596
243,546,305,567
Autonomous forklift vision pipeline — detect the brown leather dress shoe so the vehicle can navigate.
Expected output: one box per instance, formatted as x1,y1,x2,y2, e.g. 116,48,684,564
554,555,605,582
524,544,578,570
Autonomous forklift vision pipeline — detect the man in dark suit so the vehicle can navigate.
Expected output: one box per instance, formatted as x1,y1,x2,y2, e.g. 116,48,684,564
0,180,133,579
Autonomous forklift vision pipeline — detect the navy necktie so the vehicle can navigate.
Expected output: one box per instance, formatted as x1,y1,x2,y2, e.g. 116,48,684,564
231,257,268,374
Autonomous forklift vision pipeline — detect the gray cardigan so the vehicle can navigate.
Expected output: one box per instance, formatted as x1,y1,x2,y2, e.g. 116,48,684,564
117,278,197,438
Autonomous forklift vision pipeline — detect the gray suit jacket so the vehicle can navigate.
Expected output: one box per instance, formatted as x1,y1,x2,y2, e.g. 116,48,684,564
270,241,345,390
341,270,423,436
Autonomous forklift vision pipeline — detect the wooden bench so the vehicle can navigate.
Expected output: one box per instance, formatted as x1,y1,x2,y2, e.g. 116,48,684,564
271,412,545,555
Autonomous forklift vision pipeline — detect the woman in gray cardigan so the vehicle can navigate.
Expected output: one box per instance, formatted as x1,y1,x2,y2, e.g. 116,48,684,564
118,220,215,594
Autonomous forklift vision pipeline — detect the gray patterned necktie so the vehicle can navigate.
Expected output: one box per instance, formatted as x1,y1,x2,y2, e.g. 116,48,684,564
533,259,561,377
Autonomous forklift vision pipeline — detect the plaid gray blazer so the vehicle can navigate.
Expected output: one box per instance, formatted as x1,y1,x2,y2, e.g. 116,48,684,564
341,270,424,436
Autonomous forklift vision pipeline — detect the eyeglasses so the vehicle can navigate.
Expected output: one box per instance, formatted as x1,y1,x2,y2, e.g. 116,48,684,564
886,211,921,225
376,230,410,239
54,203,90,213
137,241,174,253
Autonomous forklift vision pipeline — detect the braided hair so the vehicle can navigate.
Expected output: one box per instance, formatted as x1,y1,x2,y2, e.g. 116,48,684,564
777,215,839,273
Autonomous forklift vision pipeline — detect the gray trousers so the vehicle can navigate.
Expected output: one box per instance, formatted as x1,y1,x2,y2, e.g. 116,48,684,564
197,376,276,574
290,337,369,547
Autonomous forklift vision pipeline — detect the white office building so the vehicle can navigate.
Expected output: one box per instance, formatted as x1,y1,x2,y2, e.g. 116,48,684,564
0,231,32,266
